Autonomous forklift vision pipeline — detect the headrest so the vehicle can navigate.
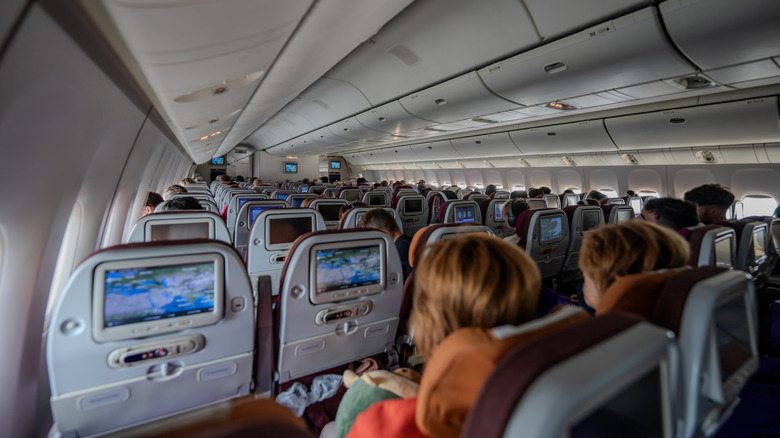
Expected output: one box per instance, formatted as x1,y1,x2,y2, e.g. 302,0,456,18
683,224,724,266
595,269,684,319
651,266,728,333
514,209,534,244
416,306,589,438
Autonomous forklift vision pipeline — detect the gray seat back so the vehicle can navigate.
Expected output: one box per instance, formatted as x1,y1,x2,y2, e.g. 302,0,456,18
127,211,231,244
309,198,350,229
232,200,289,256
395,194,429,237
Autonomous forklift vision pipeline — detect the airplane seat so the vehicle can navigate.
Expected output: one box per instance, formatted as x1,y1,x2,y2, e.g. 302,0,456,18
626,195,644,216
395,194,429,237
481,198,513,237
287,193,317,208
390,191,411,209
456,188,473,199
246,209,326,298
605,197,626,205
516,208,570,278
525,198,547,210
170,193,216,203
275,229,403,383
492,190,510,199
337,187,363,203
339,207,404,231
542,194,560,209
680,224,737,268
559,205,605,282
601,204,635,224
197,199,220,214
47,239,256,437
127,211,232,244
362,190,390,207
393,185,414,194
438,200,482,224
560,192,581,208
461,311,679,438
309,198,350,229
225,194,271,237
727,219,770,283
233,200,289,255
309,185,326,195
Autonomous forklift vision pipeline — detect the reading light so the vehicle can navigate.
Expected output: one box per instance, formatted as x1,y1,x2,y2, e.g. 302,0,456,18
546,101,577,111
621,154,639,165
561,156,577,166
456,162,465,168
200,136,209,141
434,98,448,105
286,155,298,159
517,158,531,167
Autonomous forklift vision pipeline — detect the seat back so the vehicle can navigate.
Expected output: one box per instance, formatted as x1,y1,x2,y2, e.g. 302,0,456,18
276,229,403,383
682,224,737,268
465,193,489,204
339,207,403,231
233,200,289,256
127,211,232,244
560,193,580,208
493,190,510,199
605,197,626,205
730,220,770,277
270,190,297,201
338,188,363,203
542,194,560,209
602,204,635,224
560,205,604,279
456,188,473,199
286,193,317,208
47,240,255,436
463,313,679,438
516,208,570,278
219,188,255,209
654,268,758,438
526,198,547,210
409,223,496,267
170,193,216,203
439,200,482,224
225,194,271,237
309,198,350,229
246,209,326,297
395,194,429,237
362,190,390,207
481,199,513,238
627,196,643,216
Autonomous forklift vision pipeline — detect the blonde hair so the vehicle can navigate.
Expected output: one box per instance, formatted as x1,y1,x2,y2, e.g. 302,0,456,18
409,234,541,358
579,220,690,296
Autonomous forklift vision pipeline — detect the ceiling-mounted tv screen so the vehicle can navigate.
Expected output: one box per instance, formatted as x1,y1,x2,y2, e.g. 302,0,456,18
331,161,341,169
284,162,298,173
211,157,225,165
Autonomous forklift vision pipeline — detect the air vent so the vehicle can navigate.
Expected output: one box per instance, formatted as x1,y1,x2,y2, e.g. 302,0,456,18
669,118,686,125
695,150,719,164
621,154,639,165
543,62,567,74
517,158,531,167
434,98,448,106
388,44,421,67
668,74,717,91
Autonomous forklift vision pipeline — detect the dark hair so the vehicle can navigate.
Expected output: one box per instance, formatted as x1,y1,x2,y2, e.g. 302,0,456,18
357,208,399,233
643,198,700,230
510,190,528,199
320,175,329,183
586,190,607,201
357,177,367,184
503,199,530,220
527,188,543,198
145,192,163,209
683,184,735,211
485,184,497,196
164,197,203,211
235,175,245,182
539,186,552,195
217,174,231,183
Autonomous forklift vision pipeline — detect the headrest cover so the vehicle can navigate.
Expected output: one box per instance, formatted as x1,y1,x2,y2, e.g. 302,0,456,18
415,306,588,437
595,270,682,319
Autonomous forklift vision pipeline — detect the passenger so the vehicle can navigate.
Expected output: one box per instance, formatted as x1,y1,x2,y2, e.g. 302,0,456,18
217,174,231,185
578,221,689,311
321,176,330,184
502,199,530,245
338,202,367,220
341,235,541,437
372,183,381,189
180,177,196,186
142,192,163,217
164,196,203,211
527,187,543,198
380,180,389,187
235,175,245,182
640,197,699,231
683,183,735,225
484,184,497,198
194,175,205,182
539,186,552,195
586,189,607,204
510,190,527,199
584,198,600,206
358,208,412,280
626,189,636,197
562,189,575,194
163,184,187,201
357,177,367,184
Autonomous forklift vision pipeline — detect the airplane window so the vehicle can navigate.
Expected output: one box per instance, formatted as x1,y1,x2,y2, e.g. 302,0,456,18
728,201,744,220
474,183,484,188
457,183,467,189
511,185,526,192
638,190,661,198
741,195,777,217
599,189,619,198
564,187,582,194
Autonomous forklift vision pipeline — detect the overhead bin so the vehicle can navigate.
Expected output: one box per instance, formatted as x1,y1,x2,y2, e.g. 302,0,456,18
450,133,522,159
398,72,519,124
509,120,617,154
605,97,780,149
478,7,694,107
343,152,370,165
661,0,780,72
360,146,417,164
411,140,461,161
284,77,372,128
523,0,650,40
355,101,434,134
327,118,385,141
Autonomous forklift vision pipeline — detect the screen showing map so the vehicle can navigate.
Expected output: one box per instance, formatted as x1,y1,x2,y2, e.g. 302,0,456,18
454,205,475,223
495,203,504,220
301,186,308,193
540,215,563,244
315,245,382,294
103,262,215,328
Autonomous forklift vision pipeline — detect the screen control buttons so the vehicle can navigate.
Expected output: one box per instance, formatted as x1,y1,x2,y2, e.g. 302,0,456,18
315,301,373,325
107,334,205,368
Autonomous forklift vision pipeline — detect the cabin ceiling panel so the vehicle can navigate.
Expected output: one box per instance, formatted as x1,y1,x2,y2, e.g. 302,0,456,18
668,148,699,165
637,149,676,165
398,72,518,123
605,97,780,150
359,146,416,164
571,153,612,167
764,143,780,163
705,60,780,89
509,120,617,154
450,133,521,159
284,78,372,128
660,0,780,71
325,0,540,105
327,118,385,142
355,101,435,135
523,0,651,40
218,0,414,157
478,8,694,107
410,140,460,161
719,145,761,164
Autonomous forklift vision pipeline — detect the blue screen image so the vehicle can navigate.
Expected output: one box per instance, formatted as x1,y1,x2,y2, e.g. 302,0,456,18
454,206,475,223
292,199,304,207
277,194,288,200
211,157,224,165
250,206,281,225
315,245,381,293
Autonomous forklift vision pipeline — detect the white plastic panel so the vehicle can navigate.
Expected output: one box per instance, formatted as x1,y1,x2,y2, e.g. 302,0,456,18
628,169,664,193
528,170,553,188
637,149,677,165
286,77,372,128
411,140,461,161
705,59,780,88
588,169,620,191
450,133,521,158
343,152,370,165
731,168,780,201
557,169,584,192
355,100,434,134
661,0,780,71
360,146,416,164
673,168,717,197
325,0,540,105
606,97,780,150
719,145,761,164
479,7,694,106
327,117,385,141
399,72,519,123
765,143,780,163
509,120,617,154
570,153,611,167
524,0,649,40
669,148,699,165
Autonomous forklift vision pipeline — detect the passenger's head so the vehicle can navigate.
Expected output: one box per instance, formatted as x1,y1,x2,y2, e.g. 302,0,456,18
143,192,163,217
539,186,552,195
579,221,689,309
235,175,245,182
164,196,203,211
527,188,543,198
586,190,607,202
562,189,575,194
683,184,735,224
641,198,699,231
180,177,196,186
510,190,527,199
380,180,389,187
485,184,497,197
410,234,541,358
217,174,231,183
320,176,329,184
357,208,401,238
163,184,187,201
501,199,530,228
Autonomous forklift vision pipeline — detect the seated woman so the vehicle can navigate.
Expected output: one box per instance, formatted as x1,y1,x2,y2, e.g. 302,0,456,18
578,220,690,315
336,234,541,438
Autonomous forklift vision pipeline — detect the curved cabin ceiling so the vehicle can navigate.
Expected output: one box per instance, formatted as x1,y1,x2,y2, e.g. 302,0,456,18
84,0,780,165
